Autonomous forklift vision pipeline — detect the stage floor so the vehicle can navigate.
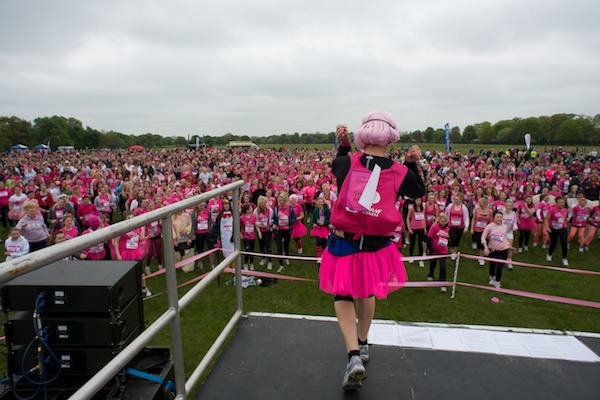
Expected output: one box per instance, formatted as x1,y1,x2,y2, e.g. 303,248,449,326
195,314,600,400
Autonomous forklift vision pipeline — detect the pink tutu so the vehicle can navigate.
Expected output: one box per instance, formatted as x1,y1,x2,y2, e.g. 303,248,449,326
291,221,308,239
319,244,407,299
310,225,330,238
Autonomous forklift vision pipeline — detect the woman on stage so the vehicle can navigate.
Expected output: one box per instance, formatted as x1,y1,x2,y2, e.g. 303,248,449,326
319,111,425,391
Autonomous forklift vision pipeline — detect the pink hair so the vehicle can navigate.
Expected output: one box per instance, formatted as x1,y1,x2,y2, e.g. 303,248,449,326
354,110,400,149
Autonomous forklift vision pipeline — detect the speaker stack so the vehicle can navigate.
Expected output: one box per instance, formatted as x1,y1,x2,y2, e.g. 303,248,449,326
1,260,146,398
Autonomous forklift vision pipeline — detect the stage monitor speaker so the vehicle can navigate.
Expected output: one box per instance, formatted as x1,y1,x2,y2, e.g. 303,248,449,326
1,260,141,313
4,294,143,347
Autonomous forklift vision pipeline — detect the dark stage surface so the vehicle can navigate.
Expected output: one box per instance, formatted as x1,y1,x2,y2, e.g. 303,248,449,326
196,315,600,400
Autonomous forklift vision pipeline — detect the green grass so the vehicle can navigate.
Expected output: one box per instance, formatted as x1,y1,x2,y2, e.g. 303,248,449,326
257,142,584,152
138,229,600,384
1,221,599,393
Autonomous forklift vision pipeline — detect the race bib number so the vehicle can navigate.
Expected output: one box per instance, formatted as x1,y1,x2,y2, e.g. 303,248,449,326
245,224,255,234
414,212,424,221
437,237,448,247
197,221,209,231
451,217,462,227
102,201,110,207
476,220,487,229
278,214,289,228
258,216,268,228
427,214,435,223
223,223,233,233
490,234,504,242
56,209,64,219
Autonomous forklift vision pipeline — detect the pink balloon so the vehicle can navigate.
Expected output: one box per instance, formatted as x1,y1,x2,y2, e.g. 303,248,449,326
491,297,500,303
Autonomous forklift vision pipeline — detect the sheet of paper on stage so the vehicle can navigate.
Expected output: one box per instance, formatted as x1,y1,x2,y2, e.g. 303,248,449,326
368,323,400,346
429,327,466,352
398,326,433,349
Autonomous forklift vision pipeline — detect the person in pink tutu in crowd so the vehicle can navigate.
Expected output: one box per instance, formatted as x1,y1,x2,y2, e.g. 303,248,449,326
113,210,147,261
319,111,425,391
112,210,150,296
310,197,331,263
426,213,450,291
584,201,600,251
289,194,307,254
567,196,590,252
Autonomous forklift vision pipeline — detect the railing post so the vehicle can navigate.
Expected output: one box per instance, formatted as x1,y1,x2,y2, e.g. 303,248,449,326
162,216,187,398
451,253,460,299
232,187,243,313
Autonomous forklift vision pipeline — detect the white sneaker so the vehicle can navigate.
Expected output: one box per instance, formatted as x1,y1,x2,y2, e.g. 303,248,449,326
532,242,538,247
243,263,248,270
427,276,433,281
507,263,513,270
478,260,485,266
259,258,266,266
297,248,303,254
517,247,523,254
418,261,425,268
471,242,477,250
284,259,290,265
524,246,529,251
488,277,496,286
440,287,447,293
585,245,590,252
545,254,552,262
493,281,501,289
579,247,584,253
143,288,152,298
542,243,547,249
562,258,569,267
408,259,413,263
145,266,151,275
249,263,254,271
267,262,273,270
277,265,284,273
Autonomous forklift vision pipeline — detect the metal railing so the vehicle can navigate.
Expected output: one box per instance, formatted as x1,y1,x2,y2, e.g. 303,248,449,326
0,180,245,399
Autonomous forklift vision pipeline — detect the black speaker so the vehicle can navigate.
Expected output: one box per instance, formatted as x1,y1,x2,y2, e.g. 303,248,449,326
1,260,141,313
5,294,143,347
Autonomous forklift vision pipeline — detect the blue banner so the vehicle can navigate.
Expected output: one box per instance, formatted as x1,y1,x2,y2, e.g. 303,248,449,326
444,123,450,153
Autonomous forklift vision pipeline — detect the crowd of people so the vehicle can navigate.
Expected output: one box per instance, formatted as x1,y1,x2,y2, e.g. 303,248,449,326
1,142,599,293
1,125,599,391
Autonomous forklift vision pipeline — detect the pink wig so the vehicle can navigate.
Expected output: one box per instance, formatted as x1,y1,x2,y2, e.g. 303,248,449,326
354,110,400,150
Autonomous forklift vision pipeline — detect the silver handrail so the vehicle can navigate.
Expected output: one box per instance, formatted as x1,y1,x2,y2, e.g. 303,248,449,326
0,180,245,399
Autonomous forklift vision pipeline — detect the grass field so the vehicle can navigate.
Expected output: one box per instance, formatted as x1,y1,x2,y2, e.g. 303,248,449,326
1,141,598,392
257,142,588,153
138,227,600,390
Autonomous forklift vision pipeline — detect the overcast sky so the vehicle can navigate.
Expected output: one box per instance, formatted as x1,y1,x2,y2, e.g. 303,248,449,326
1,1,599,138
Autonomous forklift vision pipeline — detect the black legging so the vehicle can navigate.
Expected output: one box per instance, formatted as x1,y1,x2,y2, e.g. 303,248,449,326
489,249,508,282
409,228,425,256
449,227,464,248
0,205,9,228
275,229,292,266
428,257,447,281
518,229,531,248
243,238,255,264
257,230,273,262
548,228,568,259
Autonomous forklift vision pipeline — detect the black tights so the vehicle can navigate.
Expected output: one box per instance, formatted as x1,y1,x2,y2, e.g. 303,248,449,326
548,228,568,259
518,230,531,248
409,229,425,256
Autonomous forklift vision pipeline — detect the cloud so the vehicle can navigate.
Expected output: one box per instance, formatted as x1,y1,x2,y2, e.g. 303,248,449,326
0,0,598,137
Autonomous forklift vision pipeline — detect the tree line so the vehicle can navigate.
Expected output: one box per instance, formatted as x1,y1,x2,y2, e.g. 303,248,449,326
1,113,598,151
